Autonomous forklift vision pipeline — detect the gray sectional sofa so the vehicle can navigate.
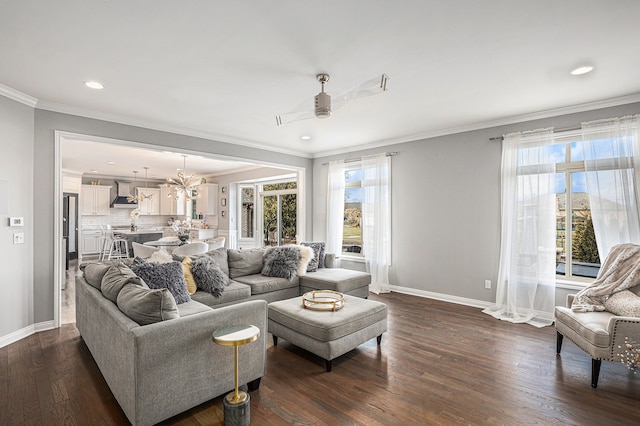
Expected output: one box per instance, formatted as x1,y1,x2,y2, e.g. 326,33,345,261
75,245,370,425
186,247,371,307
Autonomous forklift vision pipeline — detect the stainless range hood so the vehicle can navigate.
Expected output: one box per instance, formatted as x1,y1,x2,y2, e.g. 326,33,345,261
111,181,137,208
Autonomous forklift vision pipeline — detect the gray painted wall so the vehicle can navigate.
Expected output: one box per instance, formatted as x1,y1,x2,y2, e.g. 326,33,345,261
0,96,34,338
313,102,640,307
209,166,298,233
3,93,639,343
33,109,313,324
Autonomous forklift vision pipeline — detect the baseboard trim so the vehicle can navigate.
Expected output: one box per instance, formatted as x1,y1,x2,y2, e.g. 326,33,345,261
0,321,57,349
389,285,493,309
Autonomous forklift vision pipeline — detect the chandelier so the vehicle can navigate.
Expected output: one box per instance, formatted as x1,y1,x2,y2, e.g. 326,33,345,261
166,155,204,200
127,168,154,203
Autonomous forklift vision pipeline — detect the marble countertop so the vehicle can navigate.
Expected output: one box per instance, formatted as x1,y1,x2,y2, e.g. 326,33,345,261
112,229,164,235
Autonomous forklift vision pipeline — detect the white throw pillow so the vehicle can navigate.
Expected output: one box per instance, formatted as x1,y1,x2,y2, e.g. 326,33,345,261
604,290,640,317
148,249,173,264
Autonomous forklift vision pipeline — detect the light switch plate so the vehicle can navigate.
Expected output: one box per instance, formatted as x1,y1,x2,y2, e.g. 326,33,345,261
13,233,24,244
9,216,24,227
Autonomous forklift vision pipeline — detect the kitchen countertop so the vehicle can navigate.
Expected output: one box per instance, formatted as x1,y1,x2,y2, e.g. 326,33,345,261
113,229,164,235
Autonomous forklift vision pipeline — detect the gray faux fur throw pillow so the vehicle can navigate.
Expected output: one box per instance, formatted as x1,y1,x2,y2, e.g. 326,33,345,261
130,260,191,304
262,245,313,280
191,256,229,297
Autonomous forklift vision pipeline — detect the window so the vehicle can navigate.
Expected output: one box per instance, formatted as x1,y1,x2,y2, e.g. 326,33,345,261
261,181,297,247
237,179,300,248
523,134,636,280
239,185,255,239
553,141,599,279
343,166,363,256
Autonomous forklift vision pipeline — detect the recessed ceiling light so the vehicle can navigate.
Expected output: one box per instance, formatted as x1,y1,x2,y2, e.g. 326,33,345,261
90,169,98,173
300,135,312,141
570,66,594,76
107,161,116,165
84,80,104,89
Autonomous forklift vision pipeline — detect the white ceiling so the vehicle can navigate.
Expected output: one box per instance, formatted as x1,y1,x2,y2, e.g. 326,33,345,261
60,138,263,180
2,1,640,160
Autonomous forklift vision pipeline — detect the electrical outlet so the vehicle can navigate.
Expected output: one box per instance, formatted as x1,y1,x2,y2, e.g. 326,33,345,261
484,279,491,289
13,232,24,244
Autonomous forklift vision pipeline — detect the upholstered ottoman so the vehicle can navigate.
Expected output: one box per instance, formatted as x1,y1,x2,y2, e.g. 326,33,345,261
268,294,387,371
298,268,371,298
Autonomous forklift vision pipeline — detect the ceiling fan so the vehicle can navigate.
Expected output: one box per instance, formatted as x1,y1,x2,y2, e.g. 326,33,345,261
275,73,389,126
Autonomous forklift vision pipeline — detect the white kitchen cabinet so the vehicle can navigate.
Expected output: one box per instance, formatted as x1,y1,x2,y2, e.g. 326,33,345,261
81,230,102,255
196,229,215,240
195,183,218,216
187,229,215,241
62,173,82,193
81,185,112,215
137,187,161,215
160,186,178,215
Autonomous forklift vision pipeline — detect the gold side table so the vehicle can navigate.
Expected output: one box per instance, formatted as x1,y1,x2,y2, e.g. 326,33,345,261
213,324,260,425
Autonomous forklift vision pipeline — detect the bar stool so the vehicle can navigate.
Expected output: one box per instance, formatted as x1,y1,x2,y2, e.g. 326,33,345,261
99,225,130,261
108,238,130,260
98,225,112,262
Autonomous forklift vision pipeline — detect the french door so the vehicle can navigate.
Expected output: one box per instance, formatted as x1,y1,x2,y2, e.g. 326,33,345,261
260,183,297,247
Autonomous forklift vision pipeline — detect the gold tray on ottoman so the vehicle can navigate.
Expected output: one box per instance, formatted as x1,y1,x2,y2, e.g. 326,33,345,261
302,290,344,311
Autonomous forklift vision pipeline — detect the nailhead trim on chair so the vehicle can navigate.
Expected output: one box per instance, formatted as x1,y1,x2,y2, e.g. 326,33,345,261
558,317,640,388
559,332,605,361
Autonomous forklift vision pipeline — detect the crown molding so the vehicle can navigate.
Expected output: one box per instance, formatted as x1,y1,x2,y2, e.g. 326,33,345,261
23,89,640,160
311,92,640,158
0,84,38,107
37,100,314,159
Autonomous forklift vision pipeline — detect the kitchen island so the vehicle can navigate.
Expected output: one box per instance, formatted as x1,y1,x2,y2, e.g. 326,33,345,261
113,229,163,257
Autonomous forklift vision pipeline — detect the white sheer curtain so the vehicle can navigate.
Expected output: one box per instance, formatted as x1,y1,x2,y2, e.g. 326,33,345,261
483,129,557,327
582,115,640,261
361,153,391,294
326,160,345,257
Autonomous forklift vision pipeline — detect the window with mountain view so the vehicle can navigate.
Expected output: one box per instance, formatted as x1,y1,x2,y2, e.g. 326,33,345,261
342,167,363,256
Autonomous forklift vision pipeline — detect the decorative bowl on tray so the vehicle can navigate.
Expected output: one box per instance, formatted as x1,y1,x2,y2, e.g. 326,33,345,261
302,290,344,311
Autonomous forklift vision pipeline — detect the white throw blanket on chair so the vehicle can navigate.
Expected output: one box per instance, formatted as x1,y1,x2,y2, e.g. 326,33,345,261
572,243,640,312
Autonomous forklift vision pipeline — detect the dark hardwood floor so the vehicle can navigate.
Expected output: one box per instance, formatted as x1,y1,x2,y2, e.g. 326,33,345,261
3,271,640,425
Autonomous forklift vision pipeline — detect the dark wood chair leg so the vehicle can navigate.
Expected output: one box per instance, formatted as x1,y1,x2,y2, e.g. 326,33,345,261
247,377,261,392
556,331,564,354
591,359,601,388
377,335,382,345
273,335,278,346
325,360,332,372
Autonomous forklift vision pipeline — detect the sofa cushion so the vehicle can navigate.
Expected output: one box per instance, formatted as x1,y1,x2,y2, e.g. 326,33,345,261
174,247,230,277
301,242,326,271
234,274,299,295
299,268,371,294
116,283,179,325
191,255,230,297
131,261,191,304
604,290,640,317
101,263,147,303
190,281,251,307
83,263,111,290
228,248,265,278
176,299,213,317
205,247,229,277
